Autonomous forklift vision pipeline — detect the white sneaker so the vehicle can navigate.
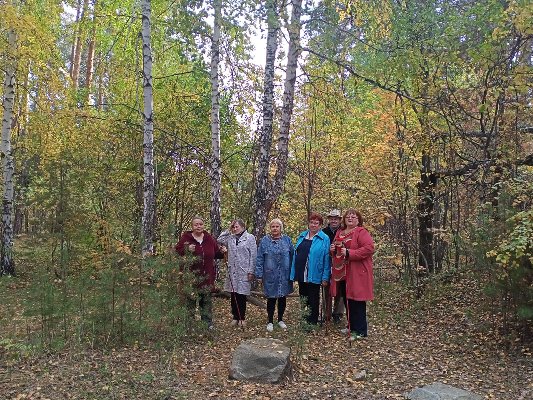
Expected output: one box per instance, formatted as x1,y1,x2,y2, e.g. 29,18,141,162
230,319,238,327
278,321,287,330
340,327,349,334
266,323,274,332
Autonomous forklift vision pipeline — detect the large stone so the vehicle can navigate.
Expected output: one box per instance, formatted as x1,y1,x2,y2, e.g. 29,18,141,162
405,382,483,400
229,338,292,383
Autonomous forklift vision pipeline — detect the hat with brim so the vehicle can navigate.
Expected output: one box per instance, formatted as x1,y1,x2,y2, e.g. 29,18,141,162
327,209,341,218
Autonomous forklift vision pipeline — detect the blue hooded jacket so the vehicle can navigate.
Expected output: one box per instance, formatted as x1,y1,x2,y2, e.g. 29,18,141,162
290,230,331,284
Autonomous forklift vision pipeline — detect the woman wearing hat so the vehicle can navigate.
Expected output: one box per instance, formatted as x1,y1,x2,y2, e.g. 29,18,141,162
323,209,344,323
330,208,374,340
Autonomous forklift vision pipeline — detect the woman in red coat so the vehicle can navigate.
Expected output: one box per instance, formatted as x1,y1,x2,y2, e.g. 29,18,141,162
330,208,374,340
175,216,223,329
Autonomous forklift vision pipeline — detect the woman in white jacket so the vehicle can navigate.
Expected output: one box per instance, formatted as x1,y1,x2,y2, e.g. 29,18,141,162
218,219,257,327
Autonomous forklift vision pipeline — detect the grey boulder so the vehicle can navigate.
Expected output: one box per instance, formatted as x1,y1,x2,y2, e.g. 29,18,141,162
405,382,483,400
229,338,291,383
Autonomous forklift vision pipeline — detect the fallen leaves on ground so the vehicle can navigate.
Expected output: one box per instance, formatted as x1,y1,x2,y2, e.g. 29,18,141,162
1,270,531,399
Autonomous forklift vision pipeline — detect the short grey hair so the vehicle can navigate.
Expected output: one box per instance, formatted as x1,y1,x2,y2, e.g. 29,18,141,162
269,218,284,231
231,218,246,230
192,215,204,224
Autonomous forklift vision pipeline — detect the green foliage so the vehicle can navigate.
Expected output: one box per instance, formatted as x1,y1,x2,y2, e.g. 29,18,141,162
15,235,204,351
472,177,533,326
285,297,312,365
0,338,34,360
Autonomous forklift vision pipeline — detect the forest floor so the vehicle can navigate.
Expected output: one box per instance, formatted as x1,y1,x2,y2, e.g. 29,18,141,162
1,268,532,400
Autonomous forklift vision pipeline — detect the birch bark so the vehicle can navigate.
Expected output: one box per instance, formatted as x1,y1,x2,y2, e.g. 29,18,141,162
252,0,279,239
141,0,155,256
1,29,16,275
269,0,302,204
85,1,97,104
253,0,302,239
209,0,222,237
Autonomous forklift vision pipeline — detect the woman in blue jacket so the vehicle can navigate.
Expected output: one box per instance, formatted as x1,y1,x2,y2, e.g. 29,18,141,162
255,218,294,332
291,212,331,326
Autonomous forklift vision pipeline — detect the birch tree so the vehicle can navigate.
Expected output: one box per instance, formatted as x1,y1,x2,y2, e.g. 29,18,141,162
252,0,302,238
85,0,97,104
209,0,222,237
141,0,155,256
1,29,16,275
252,0,279,238
269,0,302,209
71,0,90,89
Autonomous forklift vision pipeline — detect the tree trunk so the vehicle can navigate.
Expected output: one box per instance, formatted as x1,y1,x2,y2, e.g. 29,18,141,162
85,1,97,104
69,0,82,76
269,0,302,204
71,0,89,89
14,62,31,235
97,72,105,110
141,0,155,256
417,153,435,273
1,29,16,276
209,0,222,237
252,0,279,239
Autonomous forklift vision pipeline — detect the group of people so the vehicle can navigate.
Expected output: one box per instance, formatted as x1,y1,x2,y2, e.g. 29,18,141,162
175,209,375,341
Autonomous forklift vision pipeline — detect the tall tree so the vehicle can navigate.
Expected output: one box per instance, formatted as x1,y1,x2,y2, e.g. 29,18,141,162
85,0,97,104
269,0,302,209
252,0,279,238
71,0,89,89
141,0,155,256
209,0,222,237
252,0,302,238
1,28,16,276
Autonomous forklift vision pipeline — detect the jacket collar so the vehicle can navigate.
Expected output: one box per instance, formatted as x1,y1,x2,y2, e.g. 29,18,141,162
299,230,326,241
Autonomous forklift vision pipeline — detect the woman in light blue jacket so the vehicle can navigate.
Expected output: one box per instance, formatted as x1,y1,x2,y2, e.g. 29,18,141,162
255,219,294,332
290,212,331,326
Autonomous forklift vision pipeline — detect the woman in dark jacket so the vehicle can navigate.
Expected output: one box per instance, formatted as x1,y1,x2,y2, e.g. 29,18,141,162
176,216,223,329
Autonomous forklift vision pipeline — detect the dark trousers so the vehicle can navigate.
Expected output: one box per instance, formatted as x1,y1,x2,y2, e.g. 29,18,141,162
187,291,212,324
326,280,346,321
267,297,287,323
347,299,367,336
230,292,247,320
336,280,348,310
298,282,321,325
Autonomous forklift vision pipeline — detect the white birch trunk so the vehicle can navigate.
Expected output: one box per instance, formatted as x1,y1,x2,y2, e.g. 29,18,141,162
252,0,279,239
85,2,97,104
209,0,222,237
141,0,155,256
1,29,16,275
269,0,302,203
